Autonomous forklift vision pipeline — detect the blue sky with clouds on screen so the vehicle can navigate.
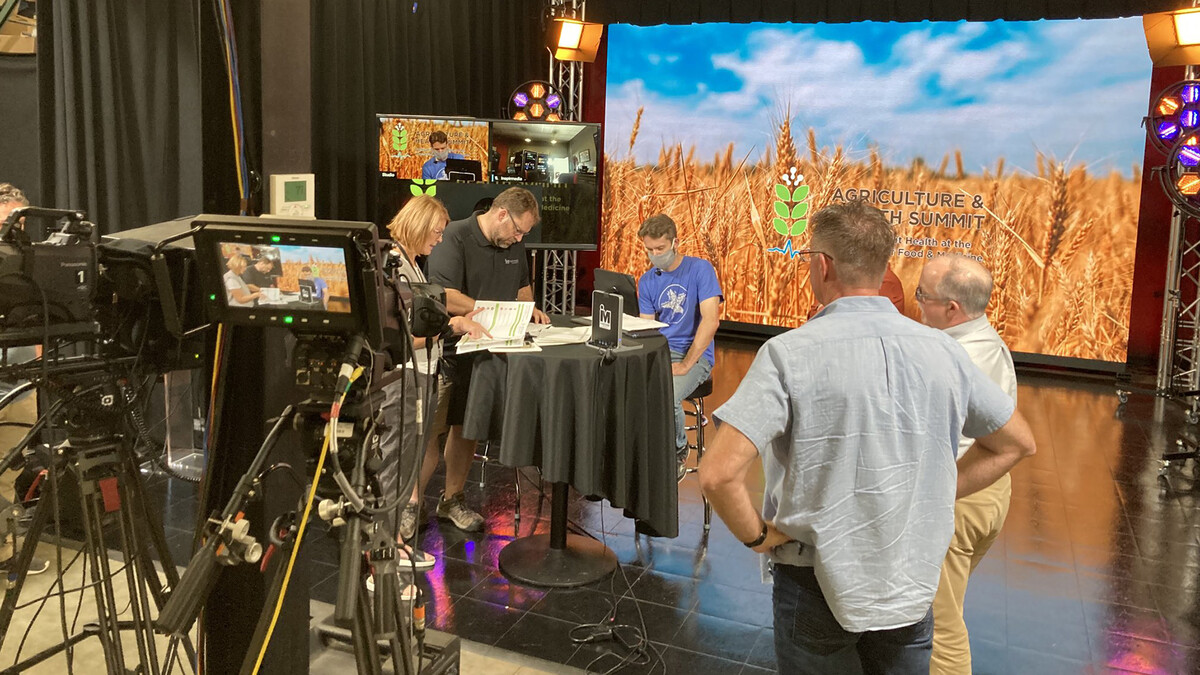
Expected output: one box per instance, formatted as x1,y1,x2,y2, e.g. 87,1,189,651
604,19,1151,176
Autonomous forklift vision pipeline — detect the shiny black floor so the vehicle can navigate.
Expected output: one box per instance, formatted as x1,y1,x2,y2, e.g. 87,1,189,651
145,341,1200,674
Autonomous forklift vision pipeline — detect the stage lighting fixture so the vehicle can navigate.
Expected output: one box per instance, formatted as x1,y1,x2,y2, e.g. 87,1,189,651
1159,129,1200,218
1147,80,1200,156
1146,10,1200,66
507,80,566,121
546,18,603,62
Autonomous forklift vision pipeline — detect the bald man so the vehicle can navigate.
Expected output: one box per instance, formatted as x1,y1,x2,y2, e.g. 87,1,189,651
917,255,1017,675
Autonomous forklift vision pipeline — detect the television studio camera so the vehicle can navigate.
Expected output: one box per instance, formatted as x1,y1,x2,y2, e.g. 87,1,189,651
0,206,207,674
154,215,456,675
0,208,455,675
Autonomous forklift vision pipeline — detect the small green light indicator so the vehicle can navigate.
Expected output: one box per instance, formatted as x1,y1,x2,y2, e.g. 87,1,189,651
194,353,201,359
209,294,217,301
271,235,282,243
283,316,294,324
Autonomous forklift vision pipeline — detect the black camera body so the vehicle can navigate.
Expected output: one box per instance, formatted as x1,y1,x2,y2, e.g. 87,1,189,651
0,209,100,347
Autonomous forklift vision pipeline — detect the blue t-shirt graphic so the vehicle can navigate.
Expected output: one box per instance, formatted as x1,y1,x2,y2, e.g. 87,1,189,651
637,256,723,366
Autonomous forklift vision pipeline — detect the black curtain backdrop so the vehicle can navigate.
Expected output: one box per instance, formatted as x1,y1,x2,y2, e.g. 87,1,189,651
37,0,204,234
311,0,548,223
0,54,40,205
588,0,1178,24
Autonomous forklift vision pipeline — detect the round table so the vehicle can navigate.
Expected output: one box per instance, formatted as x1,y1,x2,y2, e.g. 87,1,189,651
462,320,677,587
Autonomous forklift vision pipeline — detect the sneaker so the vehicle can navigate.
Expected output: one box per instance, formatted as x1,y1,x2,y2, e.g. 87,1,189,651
436,492,484,533
398,502,420,543
397,544,435,571
0,556,49,576
676,446,690,483
365,575,417,602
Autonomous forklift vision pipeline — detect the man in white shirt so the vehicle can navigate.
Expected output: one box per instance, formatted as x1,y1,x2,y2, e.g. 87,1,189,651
917,254,1017,675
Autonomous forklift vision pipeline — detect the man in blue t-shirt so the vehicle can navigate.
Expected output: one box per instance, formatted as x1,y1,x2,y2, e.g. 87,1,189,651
636,214,723,481
421,130,464,180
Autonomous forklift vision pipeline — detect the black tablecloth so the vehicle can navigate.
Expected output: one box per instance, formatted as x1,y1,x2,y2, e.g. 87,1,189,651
462,322,678,538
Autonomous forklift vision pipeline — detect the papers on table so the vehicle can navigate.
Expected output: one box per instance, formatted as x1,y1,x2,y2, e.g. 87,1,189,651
621,315,668,332
528,324,591,347
455,301,535,354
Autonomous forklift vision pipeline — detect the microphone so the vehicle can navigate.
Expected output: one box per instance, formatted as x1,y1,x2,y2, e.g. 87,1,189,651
655,269,662,276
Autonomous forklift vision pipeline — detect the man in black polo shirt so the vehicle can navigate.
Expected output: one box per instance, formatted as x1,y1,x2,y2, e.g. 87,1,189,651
427,187,549,531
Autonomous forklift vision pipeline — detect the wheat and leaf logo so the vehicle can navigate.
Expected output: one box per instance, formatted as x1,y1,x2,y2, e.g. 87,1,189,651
767,167,811,258
391,126,409,157
773,167,809,236
409,178,437,196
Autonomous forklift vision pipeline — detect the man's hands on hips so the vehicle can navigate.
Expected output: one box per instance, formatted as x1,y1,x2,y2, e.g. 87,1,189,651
753,522,792,554
671,361,692,377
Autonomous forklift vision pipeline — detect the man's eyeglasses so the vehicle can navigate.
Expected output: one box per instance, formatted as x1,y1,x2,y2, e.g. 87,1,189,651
914,286,950,304
507,212,535,238
793,249,833,263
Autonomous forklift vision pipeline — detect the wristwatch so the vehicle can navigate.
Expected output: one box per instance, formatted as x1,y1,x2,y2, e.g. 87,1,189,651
744,522,768,549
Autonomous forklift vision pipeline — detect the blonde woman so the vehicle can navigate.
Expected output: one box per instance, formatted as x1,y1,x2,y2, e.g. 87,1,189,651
223,254,261,307
378,196,488,579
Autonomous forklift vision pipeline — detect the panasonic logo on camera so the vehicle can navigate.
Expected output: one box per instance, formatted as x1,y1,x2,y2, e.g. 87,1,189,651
58,262,88,268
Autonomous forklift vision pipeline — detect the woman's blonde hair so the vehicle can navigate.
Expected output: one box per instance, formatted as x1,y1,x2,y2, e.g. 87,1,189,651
387,195,449,257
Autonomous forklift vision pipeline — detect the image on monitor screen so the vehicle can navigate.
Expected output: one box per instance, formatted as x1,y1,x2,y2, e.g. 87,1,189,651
378,116,490,182
218,242,352,313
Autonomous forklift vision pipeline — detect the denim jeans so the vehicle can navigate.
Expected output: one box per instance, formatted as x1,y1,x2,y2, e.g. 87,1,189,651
670,351,713,451
772,564,934,675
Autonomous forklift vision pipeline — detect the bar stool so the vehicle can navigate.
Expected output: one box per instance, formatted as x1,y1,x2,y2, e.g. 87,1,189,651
683,376,713,531
474,441,533,528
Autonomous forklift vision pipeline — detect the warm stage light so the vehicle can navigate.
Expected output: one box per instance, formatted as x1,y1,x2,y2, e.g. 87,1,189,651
529,103,545,119
529,83,546,99
1146,10,1200,66
1179,174,1200,196
1161,97,1182,116
545,18,603,62
546,113,561,122
558,21,583,49
513,112,528,121
1176,9,1200,46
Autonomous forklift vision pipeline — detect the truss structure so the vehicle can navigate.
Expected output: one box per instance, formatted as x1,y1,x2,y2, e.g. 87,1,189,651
537,0,585,315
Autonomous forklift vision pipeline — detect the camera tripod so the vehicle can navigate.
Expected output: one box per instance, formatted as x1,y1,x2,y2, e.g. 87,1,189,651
0,380,196,674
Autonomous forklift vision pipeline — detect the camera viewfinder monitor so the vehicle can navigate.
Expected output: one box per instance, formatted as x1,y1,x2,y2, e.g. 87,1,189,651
191,215,379,336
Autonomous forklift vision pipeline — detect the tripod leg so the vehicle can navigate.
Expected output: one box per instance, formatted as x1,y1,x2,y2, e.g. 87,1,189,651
120,450,198,670
115,480,161,675
389,590,416,675
80,485,127,675
0,475,54,652
353,578,383,675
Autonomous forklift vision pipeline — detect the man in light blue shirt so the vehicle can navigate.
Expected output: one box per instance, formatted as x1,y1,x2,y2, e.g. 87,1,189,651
420,130,464,180
699,200,1036,675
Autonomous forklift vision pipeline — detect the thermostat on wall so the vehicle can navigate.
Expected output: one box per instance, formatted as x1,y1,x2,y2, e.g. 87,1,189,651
269,173,315,218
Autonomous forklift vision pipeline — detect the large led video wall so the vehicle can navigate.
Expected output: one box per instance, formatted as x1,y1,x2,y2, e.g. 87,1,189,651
601,19,1151,362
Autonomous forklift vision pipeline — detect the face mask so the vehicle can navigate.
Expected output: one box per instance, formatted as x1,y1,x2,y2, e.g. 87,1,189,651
433,149,450,161
648,243,676,270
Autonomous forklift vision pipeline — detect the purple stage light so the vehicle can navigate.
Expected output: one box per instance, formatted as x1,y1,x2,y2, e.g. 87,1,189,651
1178,145,1200,167
1184,84,1200,104
513,92,529,107
546,94,561,109
1183,109,1200,129
1159,121,1182,141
